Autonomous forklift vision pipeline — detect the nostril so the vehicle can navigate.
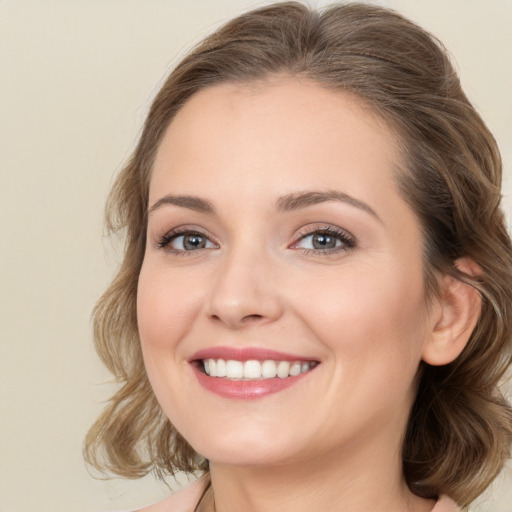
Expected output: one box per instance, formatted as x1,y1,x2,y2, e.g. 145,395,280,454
241,314,264,323
207,291,283,328
209,312,266,329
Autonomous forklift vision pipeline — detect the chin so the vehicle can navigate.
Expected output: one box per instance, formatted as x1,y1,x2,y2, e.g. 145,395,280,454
187,427,307,468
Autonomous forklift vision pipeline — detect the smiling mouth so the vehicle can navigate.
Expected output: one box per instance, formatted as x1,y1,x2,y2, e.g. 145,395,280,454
200,359,319,380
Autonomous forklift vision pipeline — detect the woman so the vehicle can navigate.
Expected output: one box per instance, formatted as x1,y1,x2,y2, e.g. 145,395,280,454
84,3,512,511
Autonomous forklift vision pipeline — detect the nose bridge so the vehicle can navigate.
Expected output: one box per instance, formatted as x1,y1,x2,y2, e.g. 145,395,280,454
206,238,282,328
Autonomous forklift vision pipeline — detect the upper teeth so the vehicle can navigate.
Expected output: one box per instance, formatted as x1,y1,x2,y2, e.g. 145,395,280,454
203,359,316,380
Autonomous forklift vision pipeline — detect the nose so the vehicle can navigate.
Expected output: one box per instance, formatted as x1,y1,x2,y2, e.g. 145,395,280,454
206,247,284,330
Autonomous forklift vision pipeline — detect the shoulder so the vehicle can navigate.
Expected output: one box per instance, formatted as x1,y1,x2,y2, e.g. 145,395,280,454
135,475,210,512
432,495,461,512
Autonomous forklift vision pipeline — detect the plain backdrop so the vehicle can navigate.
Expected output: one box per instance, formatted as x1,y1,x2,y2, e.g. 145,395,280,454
1,1,511,511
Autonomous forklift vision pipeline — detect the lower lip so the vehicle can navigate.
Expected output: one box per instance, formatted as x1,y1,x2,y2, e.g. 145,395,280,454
192,365,313,399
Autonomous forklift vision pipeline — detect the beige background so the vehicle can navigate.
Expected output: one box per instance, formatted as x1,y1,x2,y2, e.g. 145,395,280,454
0,1,511,511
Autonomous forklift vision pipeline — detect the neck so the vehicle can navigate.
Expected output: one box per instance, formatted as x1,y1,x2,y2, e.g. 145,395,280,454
202,434,434,512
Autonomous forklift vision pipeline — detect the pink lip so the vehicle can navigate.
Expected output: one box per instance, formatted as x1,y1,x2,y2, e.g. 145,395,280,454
189,346,316,363
191,364,314,400
189,346,319,400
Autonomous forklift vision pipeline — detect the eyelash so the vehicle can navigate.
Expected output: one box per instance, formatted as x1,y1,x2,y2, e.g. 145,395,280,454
292,226,357,256
156,225,357,256
157,227,215,255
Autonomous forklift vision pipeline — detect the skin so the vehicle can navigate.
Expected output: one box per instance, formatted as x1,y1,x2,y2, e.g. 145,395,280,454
137,79,473,512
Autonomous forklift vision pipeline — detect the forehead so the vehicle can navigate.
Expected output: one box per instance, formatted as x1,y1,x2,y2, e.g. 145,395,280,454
150,79,403,212
160,79,392,151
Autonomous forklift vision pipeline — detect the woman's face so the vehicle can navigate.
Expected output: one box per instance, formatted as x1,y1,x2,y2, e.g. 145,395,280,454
138,79,438,469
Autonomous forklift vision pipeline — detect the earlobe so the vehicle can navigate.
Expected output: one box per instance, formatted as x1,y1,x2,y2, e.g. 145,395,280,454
422,258,482,366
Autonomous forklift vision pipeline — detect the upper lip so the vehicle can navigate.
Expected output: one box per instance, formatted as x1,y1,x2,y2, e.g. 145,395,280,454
189,346,319,363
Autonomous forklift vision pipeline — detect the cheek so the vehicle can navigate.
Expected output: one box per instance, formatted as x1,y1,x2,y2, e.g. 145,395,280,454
299,264,428,380
136,262,207,427
136,262,203,361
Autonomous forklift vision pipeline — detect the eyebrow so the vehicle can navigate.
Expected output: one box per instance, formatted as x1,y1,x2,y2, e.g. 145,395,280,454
148,190,381,222
276,190,381,222
149,194,215,214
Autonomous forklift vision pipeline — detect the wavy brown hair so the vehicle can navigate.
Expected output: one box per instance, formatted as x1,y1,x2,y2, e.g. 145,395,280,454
84,2,512,506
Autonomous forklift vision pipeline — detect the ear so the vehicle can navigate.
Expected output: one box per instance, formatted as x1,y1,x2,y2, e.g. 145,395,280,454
422,258,482,366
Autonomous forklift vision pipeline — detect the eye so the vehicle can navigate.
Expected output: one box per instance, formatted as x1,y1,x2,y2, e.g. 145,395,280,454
158,230,217,252
291,226,356,254
298,232,341,250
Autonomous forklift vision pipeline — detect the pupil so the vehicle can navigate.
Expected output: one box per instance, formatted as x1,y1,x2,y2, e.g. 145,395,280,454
184,234,205,250
313,234,336,249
